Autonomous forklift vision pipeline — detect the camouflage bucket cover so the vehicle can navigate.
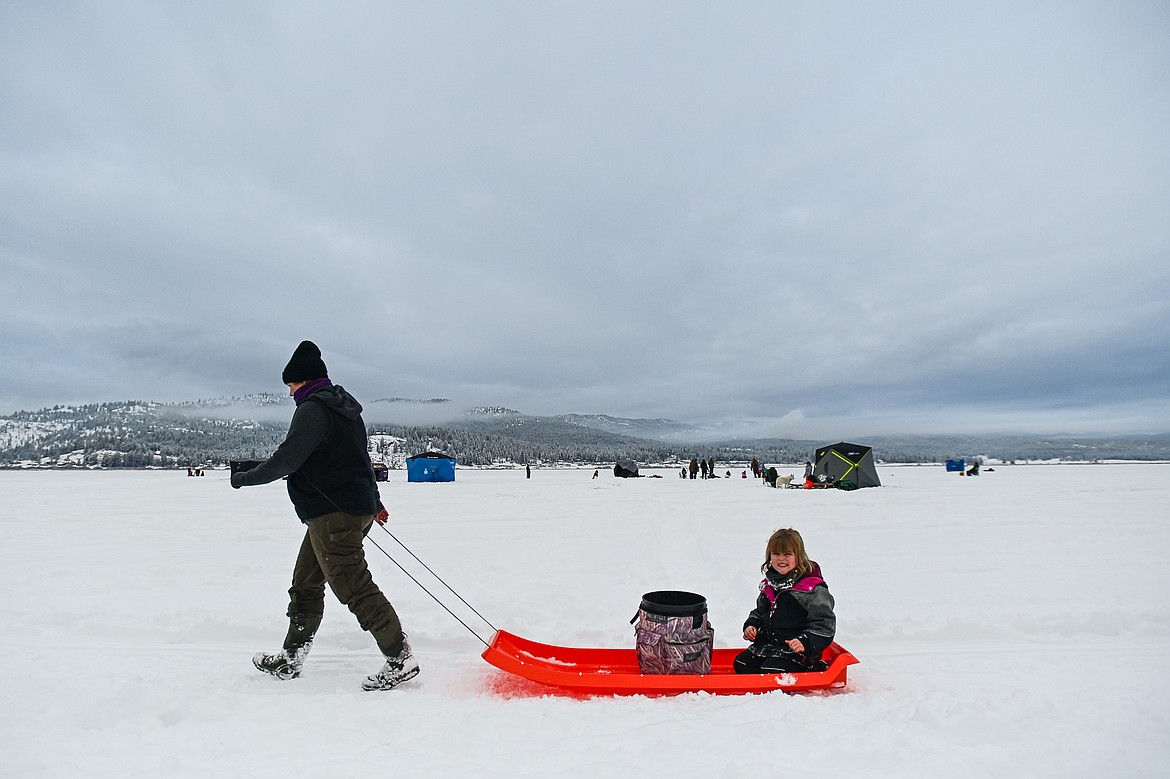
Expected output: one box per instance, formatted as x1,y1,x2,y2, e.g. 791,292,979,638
633,591,714,675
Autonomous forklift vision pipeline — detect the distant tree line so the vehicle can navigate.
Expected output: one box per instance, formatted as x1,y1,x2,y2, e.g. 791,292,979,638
2,400,1168,469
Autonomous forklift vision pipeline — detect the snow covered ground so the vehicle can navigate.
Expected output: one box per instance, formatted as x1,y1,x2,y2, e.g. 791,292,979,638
2,463,1167,777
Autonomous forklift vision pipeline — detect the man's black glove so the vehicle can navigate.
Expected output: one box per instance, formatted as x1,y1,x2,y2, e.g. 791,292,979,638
230,472,246,489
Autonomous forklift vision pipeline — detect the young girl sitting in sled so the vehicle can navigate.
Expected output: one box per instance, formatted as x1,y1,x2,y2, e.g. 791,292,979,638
735,527,836,674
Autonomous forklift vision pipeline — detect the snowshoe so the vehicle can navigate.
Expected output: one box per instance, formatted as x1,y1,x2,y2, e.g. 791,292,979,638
362,637,420,691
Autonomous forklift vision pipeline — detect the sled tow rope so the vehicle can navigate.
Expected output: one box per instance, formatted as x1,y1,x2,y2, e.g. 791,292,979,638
302,476,497,646
369,525,498,647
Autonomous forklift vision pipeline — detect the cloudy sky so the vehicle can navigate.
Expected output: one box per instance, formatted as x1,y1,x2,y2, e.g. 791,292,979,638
2,2,1167,437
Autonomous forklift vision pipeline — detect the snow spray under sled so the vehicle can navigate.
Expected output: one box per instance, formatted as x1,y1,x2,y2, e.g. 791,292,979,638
631,591,714,674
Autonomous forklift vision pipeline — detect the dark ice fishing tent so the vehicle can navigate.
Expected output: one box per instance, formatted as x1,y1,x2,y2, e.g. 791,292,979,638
613,460,640,478
812,442,881,488
406,452,456,483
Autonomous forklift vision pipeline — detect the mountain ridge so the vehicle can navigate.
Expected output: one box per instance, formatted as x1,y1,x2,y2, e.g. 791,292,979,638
2,397,1168,469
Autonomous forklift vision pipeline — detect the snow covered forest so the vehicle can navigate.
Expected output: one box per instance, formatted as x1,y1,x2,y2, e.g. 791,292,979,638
2,398,1168,469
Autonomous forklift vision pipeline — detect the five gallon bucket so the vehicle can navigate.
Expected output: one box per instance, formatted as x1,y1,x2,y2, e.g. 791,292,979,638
631,590,714,674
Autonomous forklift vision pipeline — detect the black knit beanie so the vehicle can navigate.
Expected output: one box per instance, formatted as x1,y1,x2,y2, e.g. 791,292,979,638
281,340,328,384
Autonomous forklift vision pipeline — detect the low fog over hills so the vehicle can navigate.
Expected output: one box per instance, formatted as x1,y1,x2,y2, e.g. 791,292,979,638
3,396,1167,470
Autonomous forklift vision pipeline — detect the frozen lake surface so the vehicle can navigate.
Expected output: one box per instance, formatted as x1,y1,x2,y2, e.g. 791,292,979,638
2,463,1167,777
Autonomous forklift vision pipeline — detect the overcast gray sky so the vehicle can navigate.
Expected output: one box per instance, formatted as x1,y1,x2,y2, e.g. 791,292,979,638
2,1,1168,437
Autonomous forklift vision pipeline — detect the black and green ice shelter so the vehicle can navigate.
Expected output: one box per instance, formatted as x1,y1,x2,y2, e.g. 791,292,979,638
812,442,881,488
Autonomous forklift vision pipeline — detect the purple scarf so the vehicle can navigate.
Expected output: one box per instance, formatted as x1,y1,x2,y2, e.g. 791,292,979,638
293,378,333,406
761,562,825,607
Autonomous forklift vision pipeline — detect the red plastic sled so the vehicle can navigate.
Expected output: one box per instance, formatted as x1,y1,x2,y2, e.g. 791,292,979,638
481,629,859,697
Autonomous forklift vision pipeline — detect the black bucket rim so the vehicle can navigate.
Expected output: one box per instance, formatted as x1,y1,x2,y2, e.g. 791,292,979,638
639,590,707,616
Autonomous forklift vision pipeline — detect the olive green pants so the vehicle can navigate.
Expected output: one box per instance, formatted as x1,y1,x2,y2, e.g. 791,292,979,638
283,511,403,656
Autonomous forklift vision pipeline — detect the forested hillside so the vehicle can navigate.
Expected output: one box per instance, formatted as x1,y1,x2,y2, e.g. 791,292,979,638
2,399,1167,469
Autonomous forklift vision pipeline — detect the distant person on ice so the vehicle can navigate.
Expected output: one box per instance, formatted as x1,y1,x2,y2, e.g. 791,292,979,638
735,527,836,674
230,340,419,692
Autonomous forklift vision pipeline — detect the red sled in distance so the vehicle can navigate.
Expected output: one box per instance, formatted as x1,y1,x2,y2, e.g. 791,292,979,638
481,629,859,697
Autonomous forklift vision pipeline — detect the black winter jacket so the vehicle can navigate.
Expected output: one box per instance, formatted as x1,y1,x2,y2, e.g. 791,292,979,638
743,563,836,663
235,385,382,521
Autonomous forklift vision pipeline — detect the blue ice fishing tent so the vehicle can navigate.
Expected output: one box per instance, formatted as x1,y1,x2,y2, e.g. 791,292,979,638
406,452,457,482
945,459,966,472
